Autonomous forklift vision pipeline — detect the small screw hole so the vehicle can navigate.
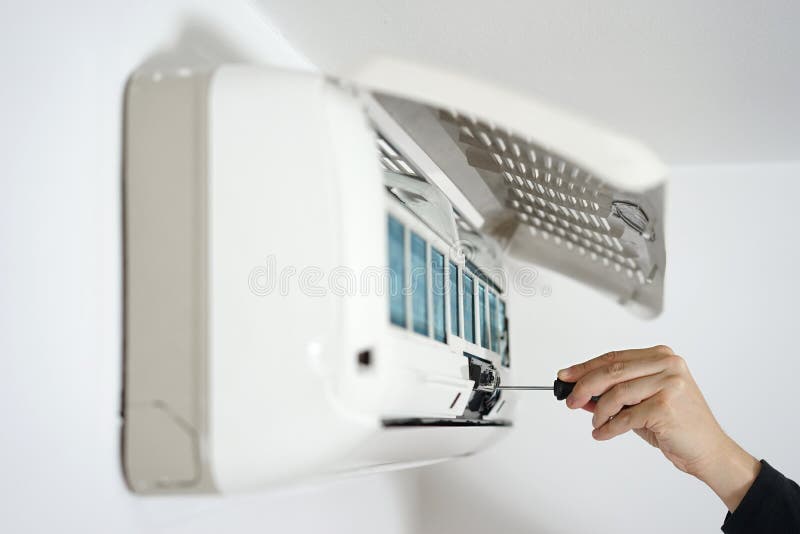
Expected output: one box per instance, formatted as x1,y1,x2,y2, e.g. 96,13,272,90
357,349,372,367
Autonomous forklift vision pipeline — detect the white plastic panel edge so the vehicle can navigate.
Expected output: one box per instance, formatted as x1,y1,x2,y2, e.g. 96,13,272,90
346,56,669,192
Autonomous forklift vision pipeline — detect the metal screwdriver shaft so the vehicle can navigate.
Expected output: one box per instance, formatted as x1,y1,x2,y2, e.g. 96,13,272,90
499,379,597,402
476,365,595,402
497,386,554,390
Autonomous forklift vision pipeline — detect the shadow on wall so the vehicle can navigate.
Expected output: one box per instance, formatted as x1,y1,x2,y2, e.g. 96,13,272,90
135,19,259,73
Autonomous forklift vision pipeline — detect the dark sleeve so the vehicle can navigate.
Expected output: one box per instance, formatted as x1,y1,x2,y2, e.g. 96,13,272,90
721,460,800,533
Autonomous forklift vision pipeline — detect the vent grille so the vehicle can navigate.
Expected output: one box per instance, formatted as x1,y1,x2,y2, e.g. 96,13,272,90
377,136,419,178
438,110,651,285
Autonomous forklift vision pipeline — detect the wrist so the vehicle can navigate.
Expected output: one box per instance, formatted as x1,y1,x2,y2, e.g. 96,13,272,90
693,436,760,512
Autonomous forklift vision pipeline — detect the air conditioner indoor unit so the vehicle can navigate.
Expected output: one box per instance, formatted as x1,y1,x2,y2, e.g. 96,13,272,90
122,59,667,494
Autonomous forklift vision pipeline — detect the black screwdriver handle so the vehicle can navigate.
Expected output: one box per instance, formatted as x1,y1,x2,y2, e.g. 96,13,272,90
553,378,601,402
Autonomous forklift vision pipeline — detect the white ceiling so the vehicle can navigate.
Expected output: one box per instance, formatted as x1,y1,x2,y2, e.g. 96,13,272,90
258,0,800,165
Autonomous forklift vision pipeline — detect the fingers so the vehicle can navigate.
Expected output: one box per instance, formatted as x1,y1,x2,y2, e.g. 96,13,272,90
590,374,664,429
565,354,674,409
558,346,688,445
592,396,664,441
558,345,674,382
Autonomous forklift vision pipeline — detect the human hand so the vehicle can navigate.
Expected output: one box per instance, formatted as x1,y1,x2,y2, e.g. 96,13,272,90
558,345,760,511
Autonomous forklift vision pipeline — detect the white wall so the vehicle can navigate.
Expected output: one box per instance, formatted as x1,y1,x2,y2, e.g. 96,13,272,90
258,0,800,165
417,161,800,534
0,2,419,533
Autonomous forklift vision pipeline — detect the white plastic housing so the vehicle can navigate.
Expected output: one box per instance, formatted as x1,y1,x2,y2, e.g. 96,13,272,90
123,65,513,494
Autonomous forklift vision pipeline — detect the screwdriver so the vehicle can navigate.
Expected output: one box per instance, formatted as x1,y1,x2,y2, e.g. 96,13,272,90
473,366,600,401
498,378,601,402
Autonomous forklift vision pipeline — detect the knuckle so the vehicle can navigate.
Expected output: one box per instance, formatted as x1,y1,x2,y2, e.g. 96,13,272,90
601,351,618,363
606,360,625,377
666,354,688,372
665,375,686,392
653,344,674,355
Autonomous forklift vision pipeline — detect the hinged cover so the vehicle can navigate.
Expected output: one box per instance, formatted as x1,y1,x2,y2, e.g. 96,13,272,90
350,58,667,316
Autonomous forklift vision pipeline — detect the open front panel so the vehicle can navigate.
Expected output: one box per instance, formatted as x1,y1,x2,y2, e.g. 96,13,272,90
366,92,666,316
376,131,512,420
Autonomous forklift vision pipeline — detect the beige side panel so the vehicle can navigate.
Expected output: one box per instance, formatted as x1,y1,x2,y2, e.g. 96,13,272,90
123,70,216,493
